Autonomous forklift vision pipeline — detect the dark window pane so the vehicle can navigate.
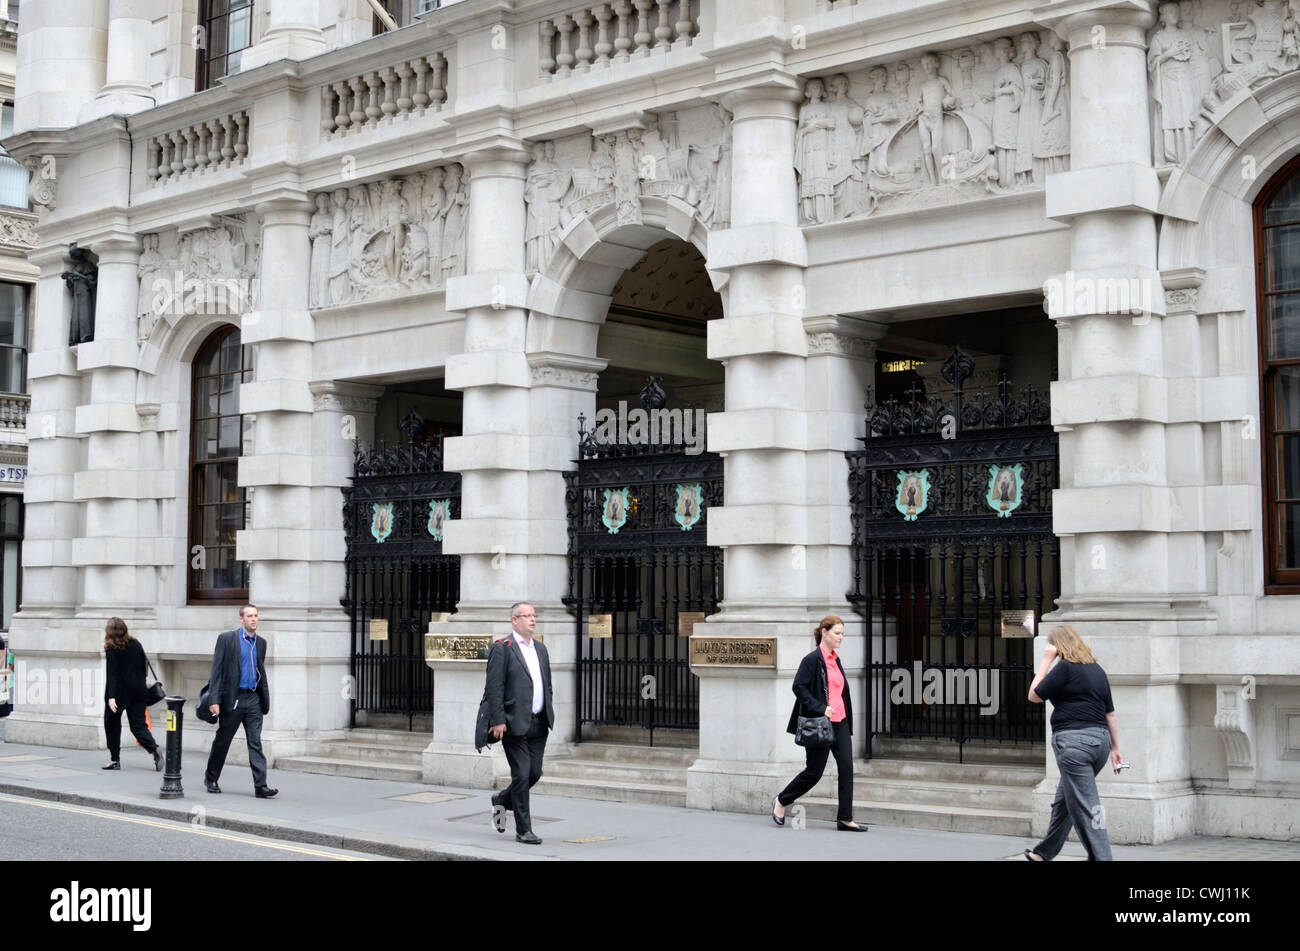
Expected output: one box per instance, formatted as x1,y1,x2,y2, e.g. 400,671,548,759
0,347,22,393
0,496,19,535
1266,293,1300,359
1280,503,1300,569
1265,173,1300,225
1277,366,1300,431
1279,434,1300,499
1265,224,1300,292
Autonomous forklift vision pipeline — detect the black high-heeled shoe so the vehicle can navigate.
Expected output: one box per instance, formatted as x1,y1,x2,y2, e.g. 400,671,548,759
771,796,785,827
836,820,867,832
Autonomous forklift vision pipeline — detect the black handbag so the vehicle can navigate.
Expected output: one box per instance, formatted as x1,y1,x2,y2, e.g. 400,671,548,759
195,682,219,723
794,662,834,749
144,658,167,706
474,694,499,752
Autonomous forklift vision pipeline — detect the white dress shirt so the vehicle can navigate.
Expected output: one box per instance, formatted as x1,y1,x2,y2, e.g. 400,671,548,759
512,632,545,715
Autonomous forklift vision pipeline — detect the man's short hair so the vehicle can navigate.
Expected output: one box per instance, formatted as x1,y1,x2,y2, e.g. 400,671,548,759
510,602,533,618
240,603,258,617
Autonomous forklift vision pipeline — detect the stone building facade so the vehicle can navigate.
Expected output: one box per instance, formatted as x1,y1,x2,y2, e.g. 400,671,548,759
4,0,1299,843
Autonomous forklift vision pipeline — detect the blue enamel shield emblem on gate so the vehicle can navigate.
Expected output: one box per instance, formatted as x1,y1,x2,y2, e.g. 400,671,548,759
894,470,929,521
986,464,1024,517
428,499,451,540
601,488,630,534
370,502,395,542
674,483,704,531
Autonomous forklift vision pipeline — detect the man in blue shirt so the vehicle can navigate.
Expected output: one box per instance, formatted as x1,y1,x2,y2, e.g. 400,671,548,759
204,605,277,798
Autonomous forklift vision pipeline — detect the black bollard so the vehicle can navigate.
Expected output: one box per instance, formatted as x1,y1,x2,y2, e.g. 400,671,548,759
160,695,186,799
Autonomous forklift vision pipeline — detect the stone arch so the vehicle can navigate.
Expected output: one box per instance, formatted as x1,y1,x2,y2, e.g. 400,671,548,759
1159,71,1300,272
525,195,725,359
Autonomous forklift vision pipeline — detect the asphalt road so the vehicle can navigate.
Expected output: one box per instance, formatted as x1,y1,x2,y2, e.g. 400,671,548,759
0,793,395,861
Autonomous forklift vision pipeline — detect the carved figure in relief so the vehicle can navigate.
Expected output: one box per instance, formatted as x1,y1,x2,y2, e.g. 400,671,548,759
378,179,405,285
423,167,447,285
991,37,1022,188
610,132,642,224
1035,34,1070,175
399,179,427,285
137,234,165,339
308,193,332,307
1014,32,1048,185
795,77,836,224
1148,2,1205,164
440,166,468,282
970,43,997,128
328,189,350,305
916,53,957,186
825,74,866,216
860,66,900,180
525,141,569,272
347,186,369,292
689,103,732,228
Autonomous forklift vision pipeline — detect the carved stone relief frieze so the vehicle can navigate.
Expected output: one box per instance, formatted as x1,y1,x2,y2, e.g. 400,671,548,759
523,104,732,273
307,163,468,309
136,216,262,342
0,213,36,249
1148,1,1300,165
795,31,1069,223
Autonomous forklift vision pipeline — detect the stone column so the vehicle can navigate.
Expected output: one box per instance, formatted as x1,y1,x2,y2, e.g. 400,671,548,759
74,237,145,615
688,79,815,812
236,198,321,747
2,246,97,746
426,149,565,787
307,380,382,732
238,0,328,72
80,0,155,123
14,0,108,133
1038,5,1196,843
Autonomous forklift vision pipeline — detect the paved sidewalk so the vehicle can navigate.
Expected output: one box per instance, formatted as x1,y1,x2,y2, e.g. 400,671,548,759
0,737,1296,861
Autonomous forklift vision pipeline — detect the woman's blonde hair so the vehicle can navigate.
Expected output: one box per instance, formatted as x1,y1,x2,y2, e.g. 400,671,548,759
814,615,843,645
1047,625,1095,664
104,617,131,651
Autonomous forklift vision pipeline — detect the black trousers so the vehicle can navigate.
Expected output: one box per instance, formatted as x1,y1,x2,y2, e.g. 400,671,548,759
205,690,268,788
778,720,854,822
495,717,548,835
104,700,158,761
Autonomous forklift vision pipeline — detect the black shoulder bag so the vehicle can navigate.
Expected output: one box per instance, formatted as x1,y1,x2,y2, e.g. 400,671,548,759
794,661,834,749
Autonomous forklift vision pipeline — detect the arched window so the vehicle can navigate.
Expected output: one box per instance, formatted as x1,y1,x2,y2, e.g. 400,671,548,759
188,326,252,603
1256,159,1300,590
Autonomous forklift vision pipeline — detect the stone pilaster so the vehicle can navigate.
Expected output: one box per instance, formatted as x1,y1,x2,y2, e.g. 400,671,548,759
688,78,822,811
79,0,155,123
74,237,145,614
1037,3,1197,844
14,0,107,133
238,0,328,72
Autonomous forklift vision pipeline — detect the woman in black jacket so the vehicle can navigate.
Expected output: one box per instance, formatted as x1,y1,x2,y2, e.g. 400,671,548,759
771,615,865,831
102,618,161,771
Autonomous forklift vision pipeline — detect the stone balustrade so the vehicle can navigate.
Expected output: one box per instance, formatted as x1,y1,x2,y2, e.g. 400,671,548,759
145,109,250,187
320,51,449,138
0,394,29,431
538,0,697,79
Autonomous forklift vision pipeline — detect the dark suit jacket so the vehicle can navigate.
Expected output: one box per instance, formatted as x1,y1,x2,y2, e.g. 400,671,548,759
104,639,149,706
206,629,270,716
786,647,852,735
484,634,553,735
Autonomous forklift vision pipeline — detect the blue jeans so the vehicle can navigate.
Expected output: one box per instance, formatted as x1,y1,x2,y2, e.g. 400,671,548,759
1032,725,1113,861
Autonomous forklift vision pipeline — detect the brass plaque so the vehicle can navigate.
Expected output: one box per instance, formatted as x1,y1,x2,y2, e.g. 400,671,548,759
1001,610,1035,638
587,614,612,638
369,619,389,641
689,636,777,668
425,634,492,661
678,612,706,637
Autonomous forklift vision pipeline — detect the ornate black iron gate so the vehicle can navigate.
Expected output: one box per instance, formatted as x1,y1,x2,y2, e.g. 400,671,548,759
563,382,723,744
847,348,1057,759
341,410,459,729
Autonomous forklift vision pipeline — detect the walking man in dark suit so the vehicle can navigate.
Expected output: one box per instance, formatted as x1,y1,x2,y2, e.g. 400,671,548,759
484,601,553,844
204,604,277,798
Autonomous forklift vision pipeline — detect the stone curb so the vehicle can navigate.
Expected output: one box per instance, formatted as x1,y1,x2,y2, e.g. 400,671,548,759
0,779,530,862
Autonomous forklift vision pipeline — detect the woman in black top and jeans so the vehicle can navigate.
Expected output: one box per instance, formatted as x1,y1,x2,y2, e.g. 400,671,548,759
102,618,162,771
1026,625,1122,860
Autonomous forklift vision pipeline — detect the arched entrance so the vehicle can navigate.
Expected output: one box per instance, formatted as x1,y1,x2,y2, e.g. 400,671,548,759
528,205,725,748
